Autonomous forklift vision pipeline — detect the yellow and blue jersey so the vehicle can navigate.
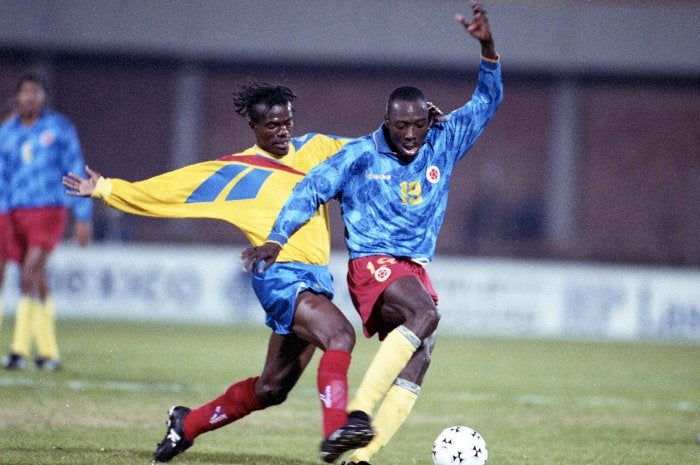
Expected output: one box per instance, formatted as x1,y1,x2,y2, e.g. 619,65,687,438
93,133,349,265
0,110,92,220
269,60,503,263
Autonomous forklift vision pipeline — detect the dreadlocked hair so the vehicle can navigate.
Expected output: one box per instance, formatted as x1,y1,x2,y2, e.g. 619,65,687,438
233,83,296,122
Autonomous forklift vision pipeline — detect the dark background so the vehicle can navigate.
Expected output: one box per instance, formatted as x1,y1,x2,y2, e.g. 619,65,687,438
2,1,698,266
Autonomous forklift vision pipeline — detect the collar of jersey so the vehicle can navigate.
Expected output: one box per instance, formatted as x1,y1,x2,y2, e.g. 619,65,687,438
245,143,297,165
372,124,395,155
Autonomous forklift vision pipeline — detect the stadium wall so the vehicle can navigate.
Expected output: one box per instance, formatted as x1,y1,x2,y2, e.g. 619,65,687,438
2,243,698,342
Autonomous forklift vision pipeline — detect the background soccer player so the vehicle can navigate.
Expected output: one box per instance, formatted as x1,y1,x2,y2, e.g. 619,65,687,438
63,84,375,463
0,125,9,341
244,3,503,464
0,73,93,371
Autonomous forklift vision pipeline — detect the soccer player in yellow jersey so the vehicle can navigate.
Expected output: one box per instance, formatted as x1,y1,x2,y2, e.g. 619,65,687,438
63,84,375,462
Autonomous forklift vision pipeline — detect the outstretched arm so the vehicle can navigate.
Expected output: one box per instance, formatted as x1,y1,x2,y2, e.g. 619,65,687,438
63,165,101,197
455,2,497,60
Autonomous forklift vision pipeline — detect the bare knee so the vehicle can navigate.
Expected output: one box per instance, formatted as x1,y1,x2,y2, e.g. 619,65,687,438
407,306,440,341
19,267,37,294
423,307,441,334
324,323,355,352
255,379,290,407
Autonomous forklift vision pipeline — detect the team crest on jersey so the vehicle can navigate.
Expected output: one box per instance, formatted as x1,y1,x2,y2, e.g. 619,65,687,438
40,130,55,147
374,266,392,282
426,165,440,184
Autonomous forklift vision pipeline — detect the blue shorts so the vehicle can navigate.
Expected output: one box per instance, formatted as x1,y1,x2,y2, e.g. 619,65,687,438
251,262,334,335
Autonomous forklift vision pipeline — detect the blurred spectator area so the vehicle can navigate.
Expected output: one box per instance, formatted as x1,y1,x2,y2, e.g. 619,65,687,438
1,1,698,266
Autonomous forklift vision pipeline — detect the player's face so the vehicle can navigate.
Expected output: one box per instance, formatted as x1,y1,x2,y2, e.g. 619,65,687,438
16,80,46,121
250,102,294,157
384,99,430,161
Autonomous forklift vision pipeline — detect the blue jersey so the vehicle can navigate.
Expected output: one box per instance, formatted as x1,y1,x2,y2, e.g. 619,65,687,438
0,110,92,221
0,137,8,213
269,59,503,263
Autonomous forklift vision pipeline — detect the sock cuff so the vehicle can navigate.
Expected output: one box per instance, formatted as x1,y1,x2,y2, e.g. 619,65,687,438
395,325,421,349
20,295,40,307
320,349,351,370
243,376,264,411
392,378,421,397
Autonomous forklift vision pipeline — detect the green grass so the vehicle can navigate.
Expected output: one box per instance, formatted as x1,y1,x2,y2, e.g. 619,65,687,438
0,318,698,465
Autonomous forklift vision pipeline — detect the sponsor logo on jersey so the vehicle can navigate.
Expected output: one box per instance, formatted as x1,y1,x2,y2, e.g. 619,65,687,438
365,173,391,180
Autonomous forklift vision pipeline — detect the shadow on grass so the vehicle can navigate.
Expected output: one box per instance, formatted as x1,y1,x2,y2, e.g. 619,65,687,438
2,446,319,465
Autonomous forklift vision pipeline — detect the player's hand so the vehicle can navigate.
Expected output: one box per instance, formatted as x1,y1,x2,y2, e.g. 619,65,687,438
455,2,494,48
240,241,283,273
63,165,101,197
428,101,448,126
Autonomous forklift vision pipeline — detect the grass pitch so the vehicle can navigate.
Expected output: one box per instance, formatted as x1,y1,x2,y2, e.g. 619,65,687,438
0,318,698,465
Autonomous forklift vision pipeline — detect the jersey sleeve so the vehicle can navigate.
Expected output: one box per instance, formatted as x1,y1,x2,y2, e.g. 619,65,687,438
93,162,228,220
268,148,351,244
291,132,352,168
442,59,503,162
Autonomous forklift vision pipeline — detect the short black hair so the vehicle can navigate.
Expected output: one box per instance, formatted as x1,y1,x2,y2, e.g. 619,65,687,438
387,86,426,107
233,83,296,122
15,72,48,94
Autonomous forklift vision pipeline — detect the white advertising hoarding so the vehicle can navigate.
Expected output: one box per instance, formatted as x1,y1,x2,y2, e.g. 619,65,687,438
2,243,698,341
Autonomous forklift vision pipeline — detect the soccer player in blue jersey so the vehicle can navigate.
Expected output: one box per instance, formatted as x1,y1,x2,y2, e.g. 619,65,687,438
244,3,503,464
0,73,93,371
0,127,10,340
64,83,381,463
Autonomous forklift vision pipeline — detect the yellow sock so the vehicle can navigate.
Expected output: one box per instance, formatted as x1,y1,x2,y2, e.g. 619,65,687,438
347,325,420,415
347,379,419,463
10,296,38,357
35,296,60,360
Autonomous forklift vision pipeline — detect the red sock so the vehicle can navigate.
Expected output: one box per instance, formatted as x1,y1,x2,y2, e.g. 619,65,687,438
183,376,263,440
318,350,351,437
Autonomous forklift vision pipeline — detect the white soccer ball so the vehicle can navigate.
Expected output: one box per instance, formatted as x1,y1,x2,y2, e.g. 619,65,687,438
432,425,488,465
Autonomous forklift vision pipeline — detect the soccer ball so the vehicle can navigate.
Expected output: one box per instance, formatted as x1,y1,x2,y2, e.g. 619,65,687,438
432,425,488,465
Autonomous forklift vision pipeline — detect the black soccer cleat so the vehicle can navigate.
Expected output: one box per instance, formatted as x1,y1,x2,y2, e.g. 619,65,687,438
35,356,62,371
153,406,194,462
320,411,375,463
2,352,26,370
341,461,371,465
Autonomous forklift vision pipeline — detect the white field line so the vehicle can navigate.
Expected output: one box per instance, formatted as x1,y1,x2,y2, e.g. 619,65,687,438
0,375,198,393
440,390,698,412
1,377,697,413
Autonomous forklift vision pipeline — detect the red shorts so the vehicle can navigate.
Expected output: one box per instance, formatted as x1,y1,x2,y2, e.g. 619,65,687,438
9,207,68,261
0,213,13,261
347,255,438,339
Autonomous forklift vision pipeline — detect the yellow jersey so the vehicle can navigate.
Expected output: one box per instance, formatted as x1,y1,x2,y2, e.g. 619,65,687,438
92,133,349,264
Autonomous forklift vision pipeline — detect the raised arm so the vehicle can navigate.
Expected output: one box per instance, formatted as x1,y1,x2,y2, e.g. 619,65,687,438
455,2,497,60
